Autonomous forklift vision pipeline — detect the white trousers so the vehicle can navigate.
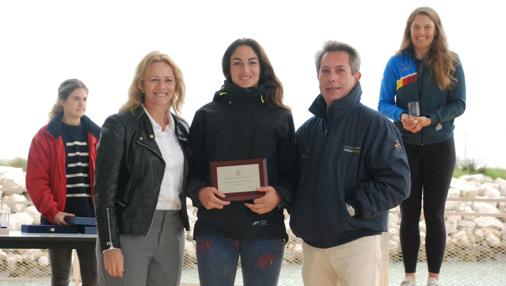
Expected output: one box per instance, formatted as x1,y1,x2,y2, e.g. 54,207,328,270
302,234,382,286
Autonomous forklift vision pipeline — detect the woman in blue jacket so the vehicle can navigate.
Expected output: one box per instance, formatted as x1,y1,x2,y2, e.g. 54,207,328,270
378,7,466,286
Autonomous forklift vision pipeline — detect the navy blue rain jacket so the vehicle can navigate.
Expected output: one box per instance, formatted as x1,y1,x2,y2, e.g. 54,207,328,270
290,83,410,247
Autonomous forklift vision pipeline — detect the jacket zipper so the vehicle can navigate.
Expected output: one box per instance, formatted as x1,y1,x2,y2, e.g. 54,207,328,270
312,124,328,229
106,207,114,248
418,63,425,146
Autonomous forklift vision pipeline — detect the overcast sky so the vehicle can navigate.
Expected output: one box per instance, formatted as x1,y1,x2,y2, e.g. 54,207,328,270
1,0,505,168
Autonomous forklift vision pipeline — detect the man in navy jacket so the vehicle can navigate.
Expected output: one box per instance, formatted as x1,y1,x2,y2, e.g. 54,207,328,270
290,41,411,285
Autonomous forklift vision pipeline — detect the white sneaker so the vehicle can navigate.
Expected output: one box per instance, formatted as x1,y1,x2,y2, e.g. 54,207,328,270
400,277,416,286
427,278,440,286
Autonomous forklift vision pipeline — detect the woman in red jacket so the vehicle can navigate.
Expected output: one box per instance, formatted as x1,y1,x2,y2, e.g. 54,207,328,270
26,78,100,286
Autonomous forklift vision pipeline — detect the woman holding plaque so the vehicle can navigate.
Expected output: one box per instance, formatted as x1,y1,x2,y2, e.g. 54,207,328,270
378,7,466,286
26,79,100,286
187,38,297,286
94,51,190,286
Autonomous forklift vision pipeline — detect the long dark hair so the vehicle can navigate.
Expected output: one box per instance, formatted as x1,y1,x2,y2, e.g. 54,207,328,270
222,38,289,110
49,79,88,119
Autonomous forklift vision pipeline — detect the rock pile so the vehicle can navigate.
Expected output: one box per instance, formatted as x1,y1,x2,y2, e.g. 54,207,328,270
1,166,505,275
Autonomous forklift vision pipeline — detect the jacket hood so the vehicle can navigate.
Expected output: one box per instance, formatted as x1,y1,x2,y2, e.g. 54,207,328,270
309,82,362,122
212,80,267,105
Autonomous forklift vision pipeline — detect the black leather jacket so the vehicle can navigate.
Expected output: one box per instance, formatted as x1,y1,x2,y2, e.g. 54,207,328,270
94,107,190,251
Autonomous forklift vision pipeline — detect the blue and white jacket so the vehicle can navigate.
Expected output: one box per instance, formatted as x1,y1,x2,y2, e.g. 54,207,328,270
378,49,466,145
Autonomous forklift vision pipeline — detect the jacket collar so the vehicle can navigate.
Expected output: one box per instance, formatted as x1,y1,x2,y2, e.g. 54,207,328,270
309,82,362,122
212,80,266,105
46,111,100,139
133,106,188,143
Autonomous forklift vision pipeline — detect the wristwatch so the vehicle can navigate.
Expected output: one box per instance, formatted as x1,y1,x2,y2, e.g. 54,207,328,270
345,203,356,217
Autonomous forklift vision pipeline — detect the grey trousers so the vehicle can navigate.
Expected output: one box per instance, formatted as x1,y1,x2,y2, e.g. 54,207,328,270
97,210,185,286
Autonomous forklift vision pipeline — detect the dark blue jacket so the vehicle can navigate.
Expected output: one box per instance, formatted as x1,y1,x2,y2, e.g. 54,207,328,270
290,83,410,248
378,50,466,145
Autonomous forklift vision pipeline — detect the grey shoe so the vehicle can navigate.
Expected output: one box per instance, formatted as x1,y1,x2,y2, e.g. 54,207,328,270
427,278,440,286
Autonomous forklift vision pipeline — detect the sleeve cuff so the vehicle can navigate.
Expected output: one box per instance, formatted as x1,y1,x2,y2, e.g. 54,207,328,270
102,246,120,254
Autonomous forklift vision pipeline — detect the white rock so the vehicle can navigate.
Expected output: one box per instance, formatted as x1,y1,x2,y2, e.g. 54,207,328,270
459,185,480,198
445,201,461,211
23,205,41,223
483,184,502,198
457,219,476,231
450,230,475,247
473,216,504,230
5,255,21,273
484,229,502,247
472,202,499,213
38,255,50,268
21,249,44,262
9,212,34,230
452,203,474,213
0,166,26,195
0,249,8,260
460,174,490,184
3,193,28,212
494,177,506,194
447,187,460,198
474,228,485,242
498,202,506,212
446,216,459,234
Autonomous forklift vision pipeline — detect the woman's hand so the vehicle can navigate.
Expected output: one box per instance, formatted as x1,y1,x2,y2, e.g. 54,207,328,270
198,186,231,210
245,186,281,214
52,211,74,225
400,113,418,133
408,115,432,133
401,114,432,134
103,248,124,278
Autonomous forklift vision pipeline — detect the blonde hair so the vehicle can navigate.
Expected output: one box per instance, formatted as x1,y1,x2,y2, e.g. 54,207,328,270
120,51,185,113
49,79,88,120
400,6,457,90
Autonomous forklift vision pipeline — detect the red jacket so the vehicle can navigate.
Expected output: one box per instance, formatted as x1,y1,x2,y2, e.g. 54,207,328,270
26,114,100,222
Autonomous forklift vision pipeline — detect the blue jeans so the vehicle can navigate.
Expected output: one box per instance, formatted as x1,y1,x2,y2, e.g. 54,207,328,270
196,236,284,286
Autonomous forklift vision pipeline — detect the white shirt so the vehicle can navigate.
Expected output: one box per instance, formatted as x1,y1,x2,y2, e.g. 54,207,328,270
143,106,184,210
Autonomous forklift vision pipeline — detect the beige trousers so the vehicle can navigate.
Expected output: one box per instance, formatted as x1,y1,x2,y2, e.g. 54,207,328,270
302,235,382,286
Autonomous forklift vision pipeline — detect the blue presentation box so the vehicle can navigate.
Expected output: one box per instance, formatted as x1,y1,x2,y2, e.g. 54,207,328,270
79,226,97,234
64,216,96,226
21,224,79,234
